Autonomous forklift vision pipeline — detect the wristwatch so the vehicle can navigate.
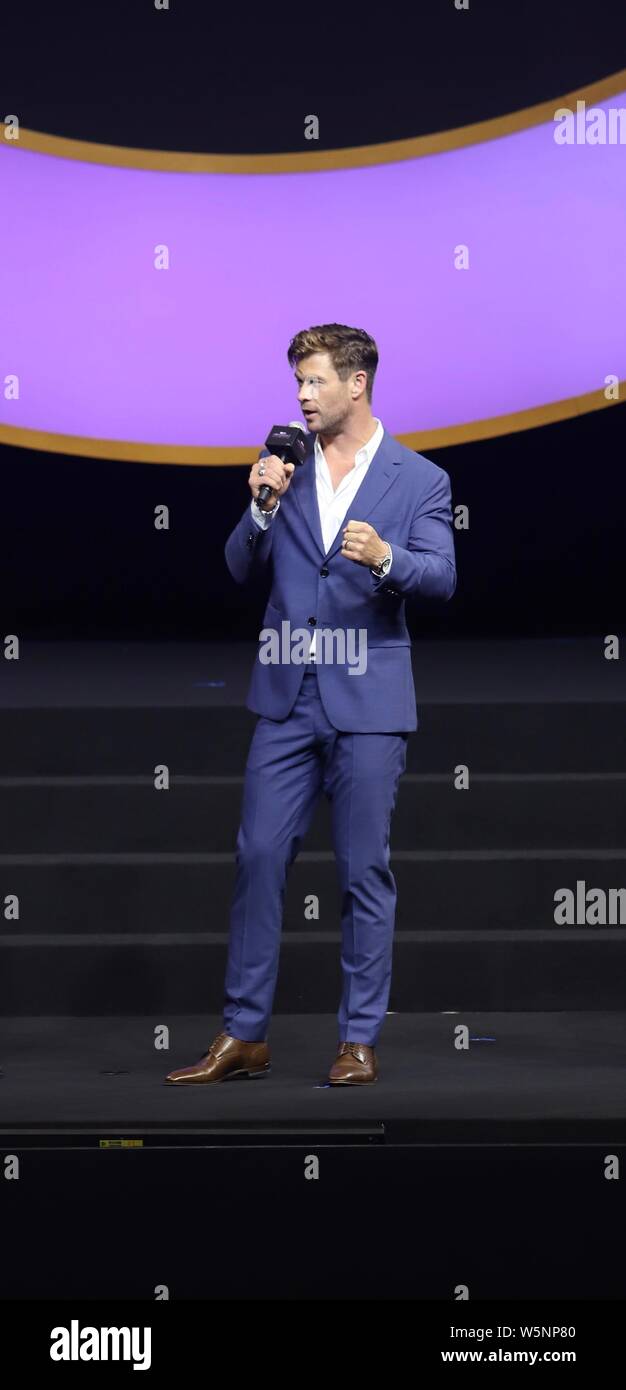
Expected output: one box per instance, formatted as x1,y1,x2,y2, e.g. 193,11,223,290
371,543,392,578
253,496,280,519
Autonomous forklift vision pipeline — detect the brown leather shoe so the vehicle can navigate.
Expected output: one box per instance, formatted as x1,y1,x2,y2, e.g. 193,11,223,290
328,1041,378,1085
165,1030,270,1084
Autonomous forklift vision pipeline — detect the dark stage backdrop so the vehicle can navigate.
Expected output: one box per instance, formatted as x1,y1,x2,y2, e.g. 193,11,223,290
3,0,626,151
3,399,624,640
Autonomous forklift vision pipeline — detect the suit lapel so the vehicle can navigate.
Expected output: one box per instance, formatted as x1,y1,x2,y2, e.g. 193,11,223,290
292,428,403,561
292,436,325,556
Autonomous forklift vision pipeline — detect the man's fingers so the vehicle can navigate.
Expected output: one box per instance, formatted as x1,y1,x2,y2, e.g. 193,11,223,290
258,468,282,490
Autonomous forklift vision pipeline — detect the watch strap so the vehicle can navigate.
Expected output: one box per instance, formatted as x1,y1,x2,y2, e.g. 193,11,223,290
371,543,392,577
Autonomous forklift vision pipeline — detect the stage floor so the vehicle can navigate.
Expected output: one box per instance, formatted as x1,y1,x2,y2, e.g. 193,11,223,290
2,1011,625,1144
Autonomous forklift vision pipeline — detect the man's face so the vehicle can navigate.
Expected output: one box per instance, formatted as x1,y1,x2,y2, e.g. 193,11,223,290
294,352,359,435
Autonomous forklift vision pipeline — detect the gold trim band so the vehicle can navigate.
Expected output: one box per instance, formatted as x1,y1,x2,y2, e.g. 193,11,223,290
1,386,622,463
4,69,626,171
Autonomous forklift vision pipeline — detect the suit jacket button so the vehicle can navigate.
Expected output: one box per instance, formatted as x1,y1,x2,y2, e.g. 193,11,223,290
320,566,329,577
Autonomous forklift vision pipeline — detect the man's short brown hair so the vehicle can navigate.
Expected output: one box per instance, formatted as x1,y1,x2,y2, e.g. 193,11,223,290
287,324,379,404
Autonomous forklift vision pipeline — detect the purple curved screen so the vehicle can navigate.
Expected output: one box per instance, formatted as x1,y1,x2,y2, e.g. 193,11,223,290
1,94,625,446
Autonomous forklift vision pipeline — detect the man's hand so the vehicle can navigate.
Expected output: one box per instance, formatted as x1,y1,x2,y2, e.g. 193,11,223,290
341,520,389,568
249,454,295,511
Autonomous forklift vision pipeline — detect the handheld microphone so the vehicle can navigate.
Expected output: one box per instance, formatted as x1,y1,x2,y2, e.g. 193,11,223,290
257,420,308,507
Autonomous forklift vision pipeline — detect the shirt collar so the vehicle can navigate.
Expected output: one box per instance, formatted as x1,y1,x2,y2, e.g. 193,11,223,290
314,417,384,470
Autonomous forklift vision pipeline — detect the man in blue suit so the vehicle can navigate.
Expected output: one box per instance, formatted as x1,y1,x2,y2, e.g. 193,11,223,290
167,324,456,1086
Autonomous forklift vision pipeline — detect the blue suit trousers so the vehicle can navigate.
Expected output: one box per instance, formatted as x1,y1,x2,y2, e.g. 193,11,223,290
223,664,408,1046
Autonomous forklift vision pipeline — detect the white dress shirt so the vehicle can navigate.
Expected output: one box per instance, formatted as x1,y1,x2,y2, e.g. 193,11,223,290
250,417,392,659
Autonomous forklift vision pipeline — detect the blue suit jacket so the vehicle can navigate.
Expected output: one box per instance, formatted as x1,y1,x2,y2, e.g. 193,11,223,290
224,427,456,732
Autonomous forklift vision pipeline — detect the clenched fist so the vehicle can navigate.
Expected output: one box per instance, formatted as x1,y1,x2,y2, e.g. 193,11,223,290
249,454,295,511
341,520,389,568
